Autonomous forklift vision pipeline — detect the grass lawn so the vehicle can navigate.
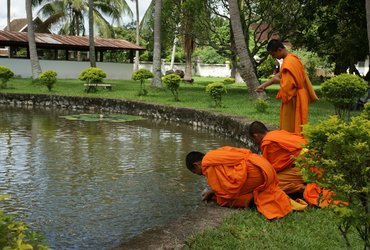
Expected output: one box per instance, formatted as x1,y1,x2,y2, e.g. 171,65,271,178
4,76,336,127
2,76,363,249
185,207,363,249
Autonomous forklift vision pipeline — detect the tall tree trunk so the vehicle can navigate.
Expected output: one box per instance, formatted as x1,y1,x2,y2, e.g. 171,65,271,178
366,0,370,77
26,0,42,79
88,0,96,67
7,0,10,31
151,0,162,87
184,34,194,82
228,0,263,98
133,0,140,71
170,37,177,70
6,0,11,58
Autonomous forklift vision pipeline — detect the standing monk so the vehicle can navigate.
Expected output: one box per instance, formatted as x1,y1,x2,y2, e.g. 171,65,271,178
185,146,292,219
255,39,318,134
249,121,340,207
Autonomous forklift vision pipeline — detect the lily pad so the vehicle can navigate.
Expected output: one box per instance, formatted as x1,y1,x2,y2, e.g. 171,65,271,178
60,113,144,122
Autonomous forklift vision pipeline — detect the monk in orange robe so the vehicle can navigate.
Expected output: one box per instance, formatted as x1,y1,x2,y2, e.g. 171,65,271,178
255,39,318,134
185,146,292,219
249,121,340,207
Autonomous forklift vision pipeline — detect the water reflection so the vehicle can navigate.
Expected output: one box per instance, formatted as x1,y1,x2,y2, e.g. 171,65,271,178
0,106,244,249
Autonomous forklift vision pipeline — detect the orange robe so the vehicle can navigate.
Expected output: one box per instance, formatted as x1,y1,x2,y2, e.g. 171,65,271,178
278,54,318,134
261,130,307,194
201,146,292,219
260,130,340,207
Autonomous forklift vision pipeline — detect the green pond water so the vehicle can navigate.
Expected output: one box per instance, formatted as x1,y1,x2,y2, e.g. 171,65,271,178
0,106,244,250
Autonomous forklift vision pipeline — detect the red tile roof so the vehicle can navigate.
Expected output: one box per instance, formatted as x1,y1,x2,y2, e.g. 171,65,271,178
0,31,145,51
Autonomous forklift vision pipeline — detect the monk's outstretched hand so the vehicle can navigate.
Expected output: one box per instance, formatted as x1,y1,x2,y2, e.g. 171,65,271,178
201,190,215,202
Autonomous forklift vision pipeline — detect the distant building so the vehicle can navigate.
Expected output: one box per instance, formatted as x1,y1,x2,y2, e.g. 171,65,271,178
1,17,51,57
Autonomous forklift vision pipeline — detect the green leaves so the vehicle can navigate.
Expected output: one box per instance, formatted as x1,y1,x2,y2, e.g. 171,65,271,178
296,109,370,248
205,82,227,108
162,74,181,101
38,70,58,91
131,69,154,96
0,66,14,88
79,67,107,84
321,74,368,119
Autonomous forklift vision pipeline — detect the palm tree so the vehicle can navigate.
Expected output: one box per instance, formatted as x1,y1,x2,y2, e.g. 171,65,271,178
133,0,140,71
366,0,370,76
7,0,10,31
26,0,42,79
228,0,263,98
36,0,132,38
151,0,162,88
88,0,96,67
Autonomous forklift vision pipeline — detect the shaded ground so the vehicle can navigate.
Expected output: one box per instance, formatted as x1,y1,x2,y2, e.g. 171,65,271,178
111,203,237,250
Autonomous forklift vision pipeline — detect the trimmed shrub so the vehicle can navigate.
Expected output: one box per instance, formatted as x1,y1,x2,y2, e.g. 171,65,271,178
321,74,367,119
39,70,57,91
296,111,370,249
223,78,235,85
0,66,14,89
162,73,181,101
254,98,269,113
205,82,227,108
132,69,154,96
79,67,107,84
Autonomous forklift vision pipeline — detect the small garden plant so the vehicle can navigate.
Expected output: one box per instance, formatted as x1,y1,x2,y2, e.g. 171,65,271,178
254,98,269,113
79,67,107,84
0,194,50,249
205,82,227,108
38,70,57,91
0,66,14,89
131,69,154,96
223,78,235,85
321,74,367,119
162,73,181,101
296,104,370,249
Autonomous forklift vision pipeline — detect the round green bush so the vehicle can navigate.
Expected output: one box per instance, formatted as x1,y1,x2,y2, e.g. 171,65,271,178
79,67,107,84
254,98,269,113
39,70,57,91
205,82,227,108
162,73,181,101
321,74,367,118
131,69,154,96
0,65,14,88
223,78,235,85
131,69,154,81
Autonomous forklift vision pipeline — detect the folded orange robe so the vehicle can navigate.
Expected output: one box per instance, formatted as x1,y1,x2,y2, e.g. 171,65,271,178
278,54,318,134
201,146,292,219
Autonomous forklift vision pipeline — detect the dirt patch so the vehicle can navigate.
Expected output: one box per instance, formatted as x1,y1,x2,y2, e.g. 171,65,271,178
111,203,237,250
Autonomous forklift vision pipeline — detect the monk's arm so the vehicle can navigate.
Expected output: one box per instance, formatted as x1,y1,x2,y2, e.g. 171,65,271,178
255,73,280,92
202,190,215,202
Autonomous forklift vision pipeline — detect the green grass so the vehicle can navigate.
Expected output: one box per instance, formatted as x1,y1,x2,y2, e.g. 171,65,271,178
184,207,363,249
3,77,337,127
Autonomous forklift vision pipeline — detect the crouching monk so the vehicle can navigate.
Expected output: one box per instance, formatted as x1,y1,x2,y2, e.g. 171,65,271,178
186,146,293,219
249,121,340,207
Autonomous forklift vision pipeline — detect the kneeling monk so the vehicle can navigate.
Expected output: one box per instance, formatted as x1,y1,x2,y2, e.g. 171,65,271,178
185,146,292,219
249,121,340,207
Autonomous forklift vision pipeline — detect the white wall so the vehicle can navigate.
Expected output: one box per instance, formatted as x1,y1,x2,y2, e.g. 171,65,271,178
0,58,241,80
0,58,134,80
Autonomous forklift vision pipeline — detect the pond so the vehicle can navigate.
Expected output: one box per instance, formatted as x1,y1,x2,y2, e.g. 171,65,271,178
0,106,244,250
